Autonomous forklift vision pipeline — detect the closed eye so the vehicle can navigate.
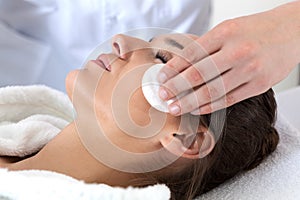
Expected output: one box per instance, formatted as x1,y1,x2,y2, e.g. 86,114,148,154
155,50,172,63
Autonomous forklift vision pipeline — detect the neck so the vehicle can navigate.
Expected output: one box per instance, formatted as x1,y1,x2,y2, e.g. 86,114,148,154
8,122,138,187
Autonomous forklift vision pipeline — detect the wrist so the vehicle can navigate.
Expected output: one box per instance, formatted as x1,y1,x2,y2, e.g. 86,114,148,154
270,1,300,63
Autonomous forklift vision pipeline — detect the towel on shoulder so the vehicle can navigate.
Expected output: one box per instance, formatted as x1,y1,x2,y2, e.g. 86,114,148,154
0,85,74,156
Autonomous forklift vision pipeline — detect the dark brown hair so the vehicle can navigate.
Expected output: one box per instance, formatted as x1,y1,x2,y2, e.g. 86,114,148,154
159,88,279,200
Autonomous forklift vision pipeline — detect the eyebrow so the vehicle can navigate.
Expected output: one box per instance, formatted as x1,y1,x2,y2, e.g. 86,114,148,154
149,37,184,50
164,38,184,50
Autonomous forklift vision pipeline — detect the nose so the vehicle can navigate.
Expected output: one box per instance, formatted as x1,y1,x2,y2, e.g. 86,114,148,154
111,34,147,60
111,34,132,60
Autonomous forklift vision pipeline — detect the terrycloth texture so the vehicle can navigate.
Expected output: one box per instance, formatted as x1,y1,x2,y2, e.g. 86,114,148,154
0,85,74,156
276,86,300,131
197,113,300,200
0,169,170,200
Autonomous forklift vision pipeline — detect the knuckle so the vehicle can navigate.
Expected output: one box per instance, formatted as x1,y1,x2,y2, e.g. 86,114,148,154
226,94,236,106
182,101,195,112
180,95,198,113
165,65,179,76
165,80,179,96
201,86,211,101
211,101,223,112
201,85,216,102
208,86,220,100
256,76,270,90
217,19,239,38
167,57,182,71
230,42,258,61
202,104,212,114
242,42,258,56
182,45,198,64
187,67,203,85
246,60,261,74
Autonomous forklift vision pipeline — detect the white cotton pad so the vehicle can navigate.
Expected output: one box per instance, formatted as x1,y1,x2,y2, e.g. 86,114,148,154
142,64,174,113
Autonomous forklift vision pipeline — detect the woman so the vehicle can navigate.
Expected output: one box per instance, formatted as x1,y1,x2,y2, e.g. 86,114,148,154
0,34,278,200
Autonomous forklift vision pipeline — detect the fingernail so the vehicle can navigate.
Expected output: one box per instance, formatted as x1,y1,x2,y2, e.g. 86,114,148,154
158,72,167,83
159,88,168,100
169,104,181,115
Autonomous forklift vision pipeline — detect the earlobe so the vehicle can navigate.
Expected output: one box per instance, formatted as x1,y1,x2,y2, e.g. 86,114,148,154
159,131,215,159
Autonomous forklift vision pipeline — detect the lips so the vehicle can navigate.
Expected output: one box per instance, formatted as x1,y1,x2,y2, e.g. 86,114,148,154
95,54,111,71
91,59,107,71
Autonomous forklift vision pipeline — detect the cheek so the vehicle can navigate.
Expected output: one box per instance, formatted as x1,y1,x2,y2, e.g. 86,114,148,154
65,70,79,100
94,73,115,119
94,76,150,129
128,88,178,139
129,88,152,126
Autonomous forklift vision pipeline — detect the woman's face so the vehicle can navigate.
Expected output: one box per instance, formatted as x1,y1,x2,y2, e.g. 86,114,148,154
66,33,203,155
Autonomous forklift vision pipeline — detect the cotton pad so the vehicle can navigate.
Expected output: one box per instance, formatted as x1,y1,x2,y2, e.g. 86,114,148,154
142,64,170,112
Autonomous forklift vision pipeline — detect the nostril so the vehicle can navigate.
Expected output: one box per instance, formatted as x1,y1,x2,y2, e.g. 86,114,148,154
113,42,121,55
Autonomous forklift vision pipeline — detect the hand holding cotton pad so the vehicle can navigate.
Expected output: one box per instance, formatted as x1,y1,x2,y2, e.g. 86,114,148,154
142,64,171,112
142,64,190,113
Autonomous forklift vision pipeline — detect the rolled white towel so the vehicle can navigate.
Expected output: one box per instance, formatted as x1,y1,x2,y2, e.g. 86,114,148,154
0,85,74,156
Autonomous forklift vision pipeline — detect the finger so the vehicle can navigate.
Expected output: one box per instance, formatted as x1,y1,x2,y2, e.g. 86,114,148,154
192,82,262,115
158,30,223,83
159,51,232,100
167,68,251,115
157,56,190,84
180,27,227,65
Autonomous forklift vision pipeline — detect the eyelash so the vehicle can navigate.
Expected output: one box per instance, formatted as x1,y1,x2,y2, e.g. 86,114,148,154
155,50,172,63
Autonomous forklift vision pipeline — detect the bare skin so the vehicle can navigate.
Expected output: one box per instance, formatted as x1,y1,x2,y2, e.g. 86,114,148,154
0,157,21,167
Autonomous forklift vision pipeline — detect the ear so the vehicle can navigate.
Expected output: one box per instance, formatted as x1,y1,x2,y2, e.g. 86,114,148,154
159,131,215,159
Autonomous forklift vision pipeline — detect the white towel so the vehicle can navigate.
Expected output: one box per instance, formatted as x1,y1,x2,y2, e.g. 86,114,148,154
0,85,74,156
0,169,170,200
